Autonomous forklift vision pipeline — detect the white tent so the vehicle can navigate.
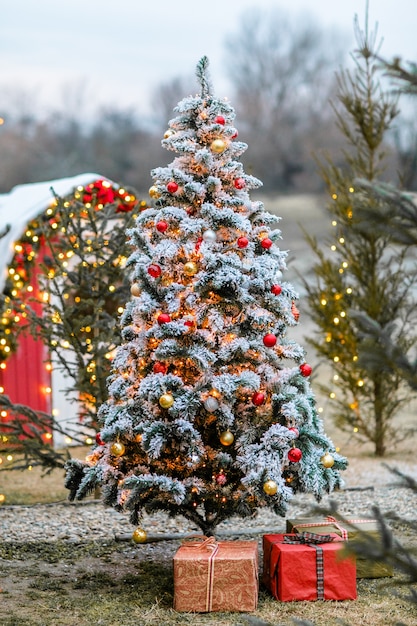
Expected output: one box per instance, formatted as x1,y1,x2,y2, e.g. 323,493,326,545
0,173,106,291
0,173,111,448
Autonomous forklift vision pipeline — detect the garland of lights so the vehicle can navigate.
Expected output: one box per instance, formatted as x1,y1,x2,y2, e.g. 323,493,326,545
0,179,144,365
0,179,147,476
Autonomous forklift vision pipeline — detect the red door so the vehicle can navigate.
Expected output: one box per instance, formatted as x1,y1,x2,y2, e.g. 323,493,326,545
0,243,53,444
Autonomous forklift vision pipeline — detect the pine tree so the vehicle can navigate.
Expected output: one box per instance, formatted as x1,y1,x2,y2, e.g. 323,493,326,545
350,55,417,392
25,181,142,435
1,179,145,469
65,57,347,537
302,20,417,457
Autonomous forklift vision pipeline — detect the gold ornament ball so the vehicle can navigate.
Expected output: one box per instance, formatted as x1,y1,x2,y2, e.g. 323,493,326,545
263,479,278,495
130,283,141,297
159,393,174,409
183,261,198,276
110,441,126,457
149,185,160,199
164,129,174,139
210,139,227,153
220,430,234,446
321,452,335,468
132,527,147,544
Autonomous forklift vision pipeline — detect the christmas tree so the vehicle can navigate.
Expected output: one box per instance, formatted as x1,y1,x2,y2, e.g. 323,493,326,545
65,57,347,537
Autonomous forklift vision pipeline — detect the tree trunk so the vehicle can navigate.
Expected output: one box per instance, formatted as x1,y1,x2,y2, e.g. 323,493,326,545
373,378,386,457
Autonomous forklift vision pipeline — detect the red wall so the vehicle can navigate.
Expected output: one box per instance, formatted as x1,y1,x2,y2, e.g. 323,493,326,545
0,246,52,442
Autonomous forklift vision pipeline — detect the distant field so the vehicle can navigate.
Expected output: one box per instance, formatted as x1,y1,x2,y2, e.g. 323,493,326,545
257,192,330,340
259,192,330,259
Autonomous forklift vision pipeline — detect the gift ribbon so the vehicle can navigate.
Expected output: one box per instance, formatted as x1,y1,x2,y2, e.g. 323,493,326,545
293,516,377,541
284,532,335,600
181,535,219,612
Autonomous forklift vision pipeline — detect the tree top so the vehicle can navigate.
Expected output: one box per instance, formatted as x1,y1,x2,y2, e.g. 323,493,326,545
196,56,213,98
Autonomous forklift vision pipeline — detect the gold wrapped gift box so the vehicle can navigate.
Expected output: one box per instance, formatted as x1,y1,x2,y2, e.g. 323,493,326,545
173,536,259,612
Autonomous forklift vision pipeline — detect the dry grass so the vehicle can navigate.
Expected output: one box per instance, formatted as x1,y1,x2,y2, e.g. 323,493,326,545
0,537,416,626
0,447,86,505
1,445,417,626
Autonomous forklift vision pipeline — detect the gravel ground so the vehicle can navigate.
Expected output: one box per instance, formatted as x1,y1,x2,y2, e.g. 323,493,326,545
1,458,416,543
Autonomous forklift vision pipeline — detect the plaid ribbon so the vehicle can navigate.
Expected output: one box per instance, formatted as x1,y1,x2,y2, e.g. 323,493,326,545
284,532,335,600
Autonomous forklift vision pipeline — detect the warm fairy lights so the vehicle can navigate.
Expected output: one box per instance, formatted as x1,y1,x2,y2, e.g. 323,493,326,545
314,184,380,437
0,179,145,451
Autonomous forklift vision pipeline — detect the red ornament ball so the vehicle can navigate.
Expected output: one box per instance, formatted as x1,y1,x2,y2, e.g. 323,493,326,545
271,284,282,295
288,447,303,463
157,313,171,325
288,426,299,439
156,220,168,233
263,333,277,347
167,181,179,193
300,363,312,377
261,238,273,249
231,130,238,139
147,264,162,278
214,115,225,125
153,362,167,374
95,432,104,446
215,473,227,485
234,177,246,189
237,236,249,248
252,391,265,406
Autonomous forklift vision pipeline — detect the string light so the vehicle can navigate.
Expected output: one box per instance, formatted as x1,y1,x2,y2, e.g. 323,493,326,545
0,179,144,452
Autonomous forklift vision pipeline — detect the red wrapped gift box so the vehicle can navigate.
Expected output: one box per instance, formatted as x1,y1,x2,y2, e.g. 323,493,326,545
173,536,258,612
263,533,356,602
286,516,393,578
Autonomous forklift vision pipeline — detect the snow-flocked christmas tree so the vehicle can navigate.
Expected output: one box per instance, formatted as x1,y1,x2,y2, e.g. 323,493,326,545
65,57,347,537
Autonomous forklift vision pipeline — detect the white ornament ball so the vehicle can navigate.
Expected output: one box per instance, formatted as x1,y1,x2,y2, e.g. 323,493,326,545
275,270,283,281
203,230,217,243
204,396,219,412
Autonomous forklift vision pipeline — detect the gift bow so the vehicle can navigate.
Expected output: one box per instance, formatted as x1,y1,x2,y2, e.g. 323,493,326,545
182,535,218,550
325,516,349,539
284,531,335,545
284,532,335,599
181,535,219,611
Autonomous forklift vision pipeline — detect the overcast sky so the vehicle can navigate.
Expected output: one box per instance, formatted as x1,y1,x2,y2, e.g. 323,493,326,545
1,0,416,121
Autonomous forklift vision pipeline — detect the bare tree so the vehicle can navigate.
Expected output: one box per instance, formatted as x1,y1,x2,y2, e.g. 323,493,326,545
150,75,197,131
224,8,349,191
